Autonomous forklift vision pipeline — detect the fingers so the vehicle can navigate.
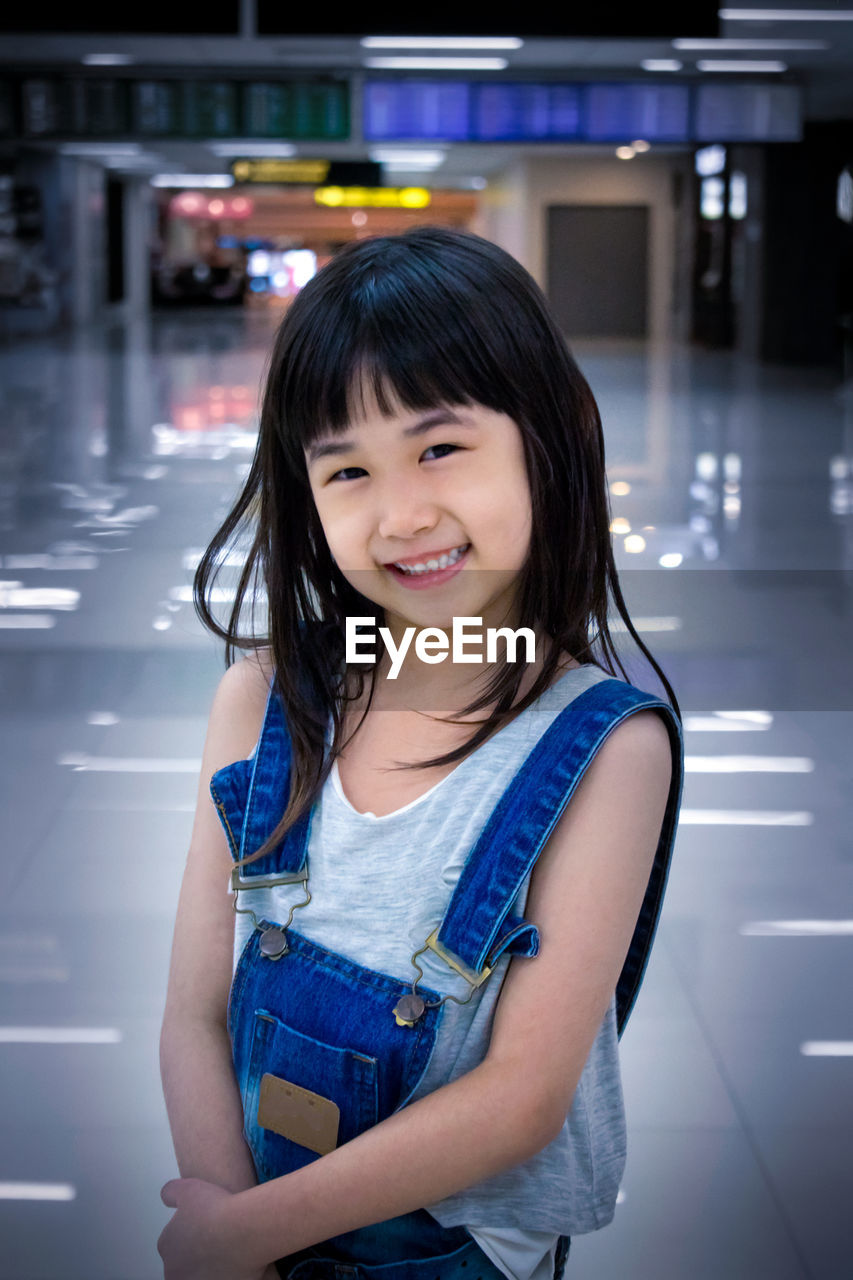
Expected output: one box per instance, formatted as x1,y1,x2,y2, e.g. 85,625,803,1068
160,1178,182,1207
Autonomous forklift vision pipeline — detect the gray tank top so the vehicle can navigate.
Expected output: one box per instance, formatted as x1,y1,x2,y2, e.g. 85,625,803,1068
231,662,626,1235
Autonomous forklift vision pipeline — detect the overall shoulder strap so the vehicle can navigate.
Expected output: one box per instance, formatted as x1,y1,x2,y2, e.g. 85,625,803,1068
433,678,685,1036
209,679,312,887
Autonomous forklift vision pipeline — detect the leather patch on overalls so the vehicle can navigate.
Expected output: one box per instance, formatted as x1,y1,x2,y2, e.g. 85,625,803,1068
257,1072,340,1155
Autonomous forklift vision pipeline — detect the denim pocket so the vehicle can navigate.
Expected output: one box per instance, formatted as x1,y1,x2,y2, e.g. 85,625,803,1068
244,1008,379,1181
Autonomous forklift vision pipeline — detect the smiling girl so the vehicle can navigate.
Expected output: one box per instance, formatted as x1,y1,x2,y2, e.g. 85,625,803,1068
157,228,684,1280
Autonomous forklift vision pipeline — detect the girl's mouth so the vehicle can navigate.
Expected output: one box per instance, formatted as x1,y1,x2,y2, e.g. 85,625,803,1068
384,543,470,589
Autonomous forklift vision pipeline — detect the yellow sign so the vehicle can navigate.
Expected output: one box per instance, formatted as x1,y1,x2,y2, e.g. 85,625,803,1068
232,158,331,184
314,186,431,209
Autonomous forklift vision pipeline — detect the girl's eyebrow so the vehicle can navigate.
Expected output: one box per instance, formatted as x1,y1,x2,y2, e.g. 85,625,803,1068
306,408,474,463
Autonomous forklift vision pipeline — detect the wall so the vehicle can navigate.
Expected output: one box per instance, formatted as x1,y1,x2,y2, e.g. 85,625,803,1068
472,159,530,271
480,151,690,344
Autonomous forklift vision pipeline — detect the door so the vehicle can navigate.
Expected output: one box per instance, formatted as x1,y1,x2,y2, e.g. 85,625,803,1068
547,204,649,338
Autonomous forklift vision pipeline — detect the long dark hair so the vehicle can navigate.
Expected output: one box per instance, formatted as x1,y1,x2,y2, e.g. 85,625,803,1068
195,227,681,866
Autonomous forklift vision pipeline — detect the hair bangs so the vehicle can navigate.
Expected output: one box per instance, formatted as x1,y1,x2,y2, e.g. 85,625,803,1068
274,235,532,463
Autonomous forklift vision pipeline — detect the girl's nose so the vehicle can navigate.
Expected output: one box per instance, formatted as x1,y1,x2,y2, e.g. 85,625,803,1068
375,480,439,541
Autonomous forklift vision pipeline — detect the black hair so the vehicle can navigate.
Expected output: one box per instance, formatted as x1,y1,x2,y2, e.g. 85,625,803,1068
195,226,681,865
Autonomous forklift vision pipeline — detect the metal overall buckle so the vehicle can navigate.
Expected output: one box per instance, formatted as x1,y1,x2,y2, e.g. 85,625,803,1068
230,866,312,961
393,929,492,1027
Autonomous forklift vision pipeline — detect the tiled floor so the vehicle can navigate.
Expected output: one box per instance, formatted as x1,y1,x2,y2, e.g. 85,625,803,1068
0,309,850,1279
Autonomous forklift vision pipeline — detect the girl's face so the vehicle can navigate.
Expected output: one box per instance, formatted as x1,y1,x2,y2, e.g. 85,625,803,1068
304,389,533,642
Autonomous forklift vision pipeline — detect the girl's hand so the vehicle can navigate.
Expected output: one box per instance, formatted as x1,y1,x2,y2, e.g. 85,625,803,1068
158,1177,269,1280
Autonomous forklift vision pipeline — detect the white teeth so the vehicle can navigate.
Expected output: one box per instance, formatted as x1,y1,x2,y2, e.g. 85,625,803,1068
394,544,467,574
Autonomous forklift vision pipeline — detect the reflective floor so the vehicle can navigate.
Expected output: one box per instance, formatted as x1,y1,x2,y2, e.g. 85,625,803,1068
0,309,850,1280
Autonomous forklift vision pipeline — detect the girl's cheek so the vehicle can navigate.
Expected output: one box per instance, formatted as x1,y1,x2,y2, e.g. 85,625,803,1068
321,511,369,568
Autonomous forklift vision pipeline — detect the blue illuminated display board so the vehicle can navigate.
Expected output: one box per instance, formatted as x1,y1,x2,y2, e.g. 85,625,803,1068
365,79,798,144
365,81,586,143
365,82,471,142
584,84,689,142
695,84,801,142
474,84,582,141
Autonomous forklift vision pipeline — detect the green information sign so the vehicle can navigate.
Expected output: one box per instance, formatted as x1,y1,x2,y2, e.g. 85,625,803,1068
69,80,130,136
243,83,291,137
241,81,349,141
181,82,238,138
10,75,350,142
133,82,180,136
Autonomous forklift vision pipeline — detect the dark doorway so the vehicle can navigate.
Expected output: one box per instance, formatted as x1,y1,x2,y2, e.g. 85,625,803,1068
547,204,649,338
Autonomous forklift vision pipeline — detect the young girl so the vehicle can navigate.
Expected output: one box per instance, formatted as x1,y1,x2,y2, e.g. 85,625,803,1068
157,227,684,1280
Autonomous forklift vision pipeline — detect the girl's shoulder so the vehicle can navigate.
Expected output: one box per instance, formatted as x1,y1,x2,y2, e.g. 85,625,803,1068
217,646,274,698
205,648,274,765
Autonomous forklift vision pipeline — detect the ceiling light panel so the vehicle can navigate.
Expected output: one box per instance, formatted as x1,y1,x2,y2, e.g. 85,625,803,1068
674,38,827,49
719,7,853,18
151,174,234,188
697,60,789,71
104,156,162,169
81,53,135,65
208,141,297,157
368,148,447,168
59,143,141,156
641,59,684,71
361,36,523,49
364,57,510,71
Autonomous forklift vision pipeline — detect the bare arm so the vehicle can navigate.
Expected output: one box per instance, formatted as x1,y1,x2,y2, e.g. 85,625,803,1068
181,707,674,1270
159,654,272,1194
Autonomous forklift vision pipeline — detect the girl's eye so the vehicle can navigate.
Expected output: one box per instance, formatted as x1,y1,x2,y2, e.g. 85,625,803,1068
325,444,460,482
422,443,460,461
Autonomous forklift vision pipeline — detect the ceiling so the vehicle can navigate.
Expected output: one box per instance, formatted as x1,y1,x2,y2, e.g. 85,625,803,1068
3,11,852,182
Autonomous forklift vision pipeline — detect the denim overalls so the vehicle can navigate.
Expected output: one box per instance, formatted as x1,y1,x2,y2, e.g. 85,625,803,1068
211,675,684,1280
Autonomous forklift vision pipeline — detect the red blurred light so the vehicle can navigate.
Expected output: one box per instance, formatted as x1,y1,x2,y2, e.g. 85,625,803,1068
170,192,207,217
